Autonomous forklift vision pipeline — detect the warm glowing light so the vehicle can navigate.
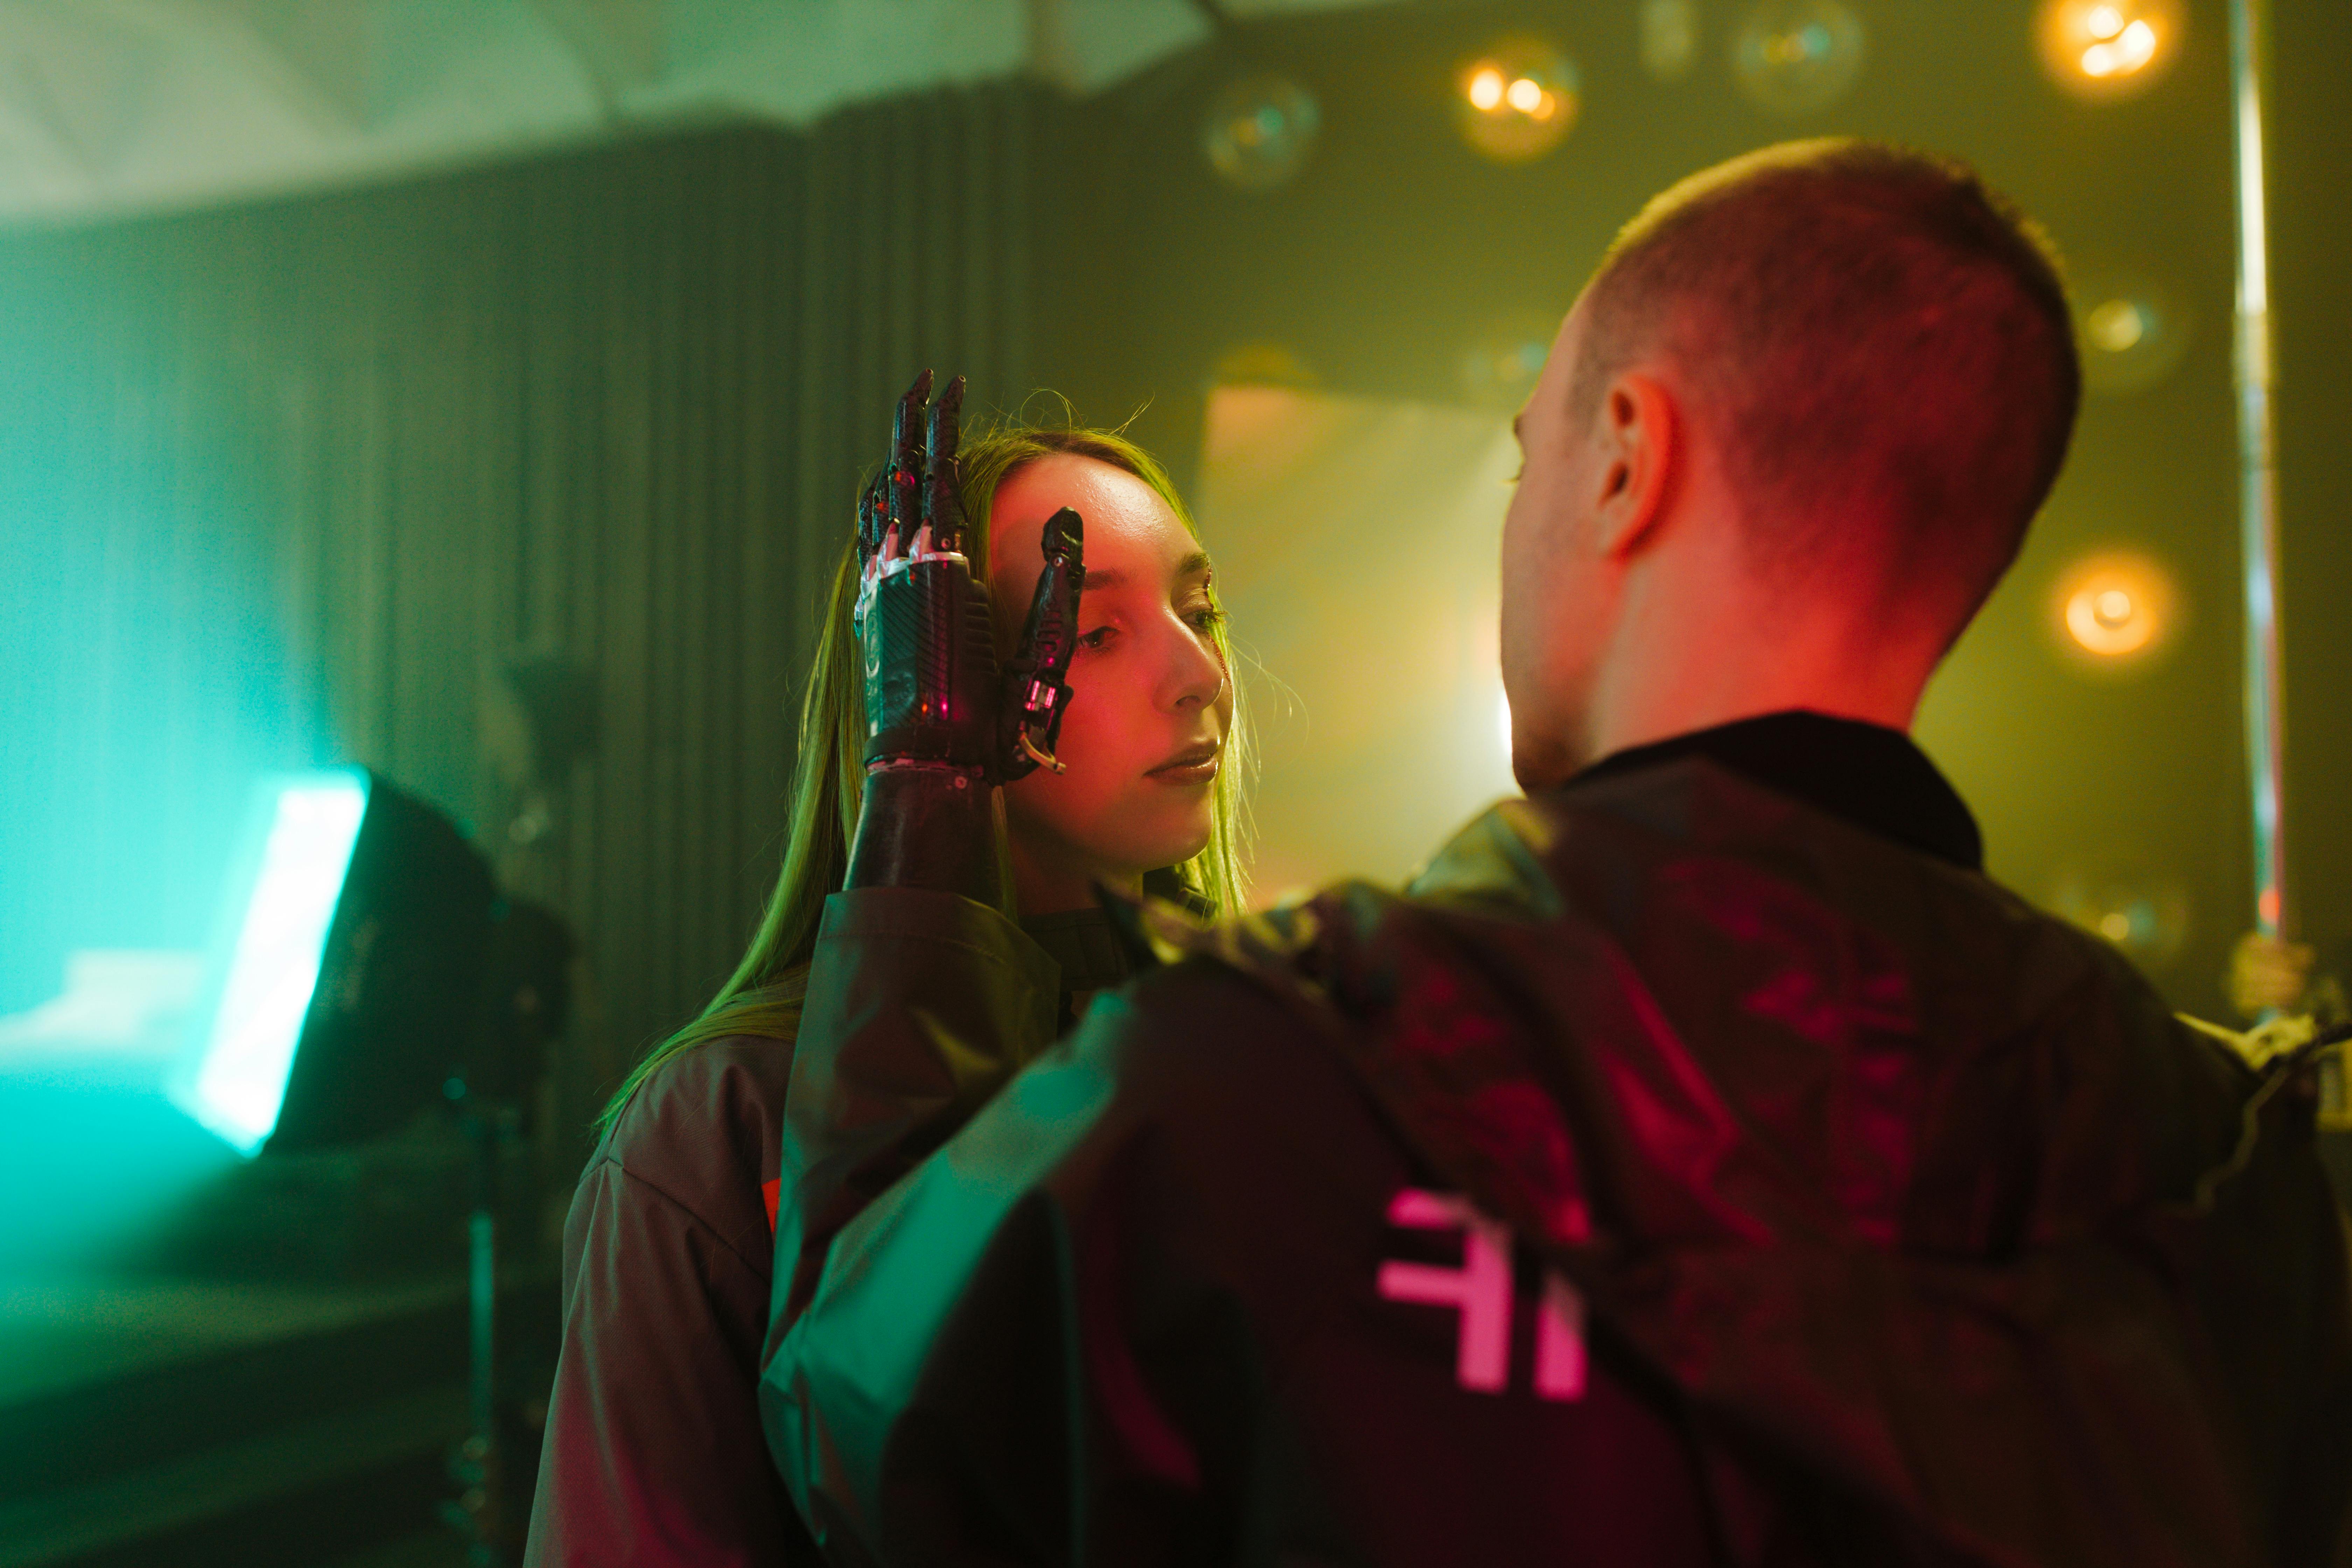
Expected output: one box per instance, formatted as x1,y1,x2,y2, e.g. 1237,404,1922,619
2074,274,2188,394
2038,0,2180,99
1454,38,1579,162
1202,75,1322,191
2052,551,2179,665
1732,0,1867,114
2081,19,2157,76
2085,297,2147,353
2052,868,2191,963
1497,692,1514,756
1460,317,1556,409
1640,0,1700,80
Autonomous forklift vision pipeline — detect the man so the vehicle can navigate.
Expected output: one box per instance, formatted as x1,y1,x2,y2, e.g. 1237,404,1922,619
760,141,2352,1566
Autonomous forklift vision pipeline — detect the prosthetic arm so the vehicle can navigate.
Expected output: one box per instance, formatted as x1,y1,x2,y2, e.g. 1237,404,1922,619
770,375,1083,1330
845,370,1083,900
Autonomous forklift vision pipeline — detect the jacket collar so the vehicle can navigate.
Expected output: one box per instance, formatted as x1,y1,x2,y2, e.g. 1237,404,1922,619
1568,709,1983,870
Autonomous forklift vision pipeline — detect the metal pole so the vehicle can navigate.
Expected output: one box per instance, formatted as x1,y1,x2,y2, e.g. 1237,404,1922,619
2229,0,2290,941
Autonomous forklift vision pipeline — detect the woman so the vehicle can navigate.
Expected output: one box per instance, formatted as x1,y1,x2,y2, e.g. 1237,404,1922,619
522,390,1247,1568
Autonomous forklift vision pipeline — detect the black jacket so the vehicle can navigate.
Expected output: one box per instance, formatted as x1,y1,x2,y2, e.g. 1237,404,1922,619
761,721,2352,1566
522,911,1128,1566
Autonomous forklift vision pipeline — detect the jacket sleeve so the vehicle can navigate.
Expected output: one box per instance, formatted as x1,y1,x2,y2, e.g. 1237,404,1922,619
758,957,1379,1568
768,887,1061,1329
527,1155,816,1568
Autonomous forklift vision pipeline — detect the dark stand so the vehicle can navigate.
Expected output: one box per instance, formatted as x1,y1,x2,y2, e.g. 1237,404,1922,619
442,1077,523,1566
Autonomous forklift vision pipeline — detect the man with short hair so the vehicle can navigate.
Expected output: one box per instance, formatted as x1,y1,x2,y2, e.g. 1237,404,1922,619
760,140,2352,1566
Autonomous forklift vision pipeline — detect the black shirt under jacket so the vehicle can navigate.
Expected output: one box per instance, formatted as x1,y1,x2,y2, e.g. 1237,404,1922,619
1576,708,1983,871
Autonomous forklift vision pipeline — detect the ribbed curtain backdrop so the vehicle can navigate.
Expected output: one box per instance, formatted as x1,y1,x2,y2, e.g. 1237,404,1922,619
0,91,1088,1148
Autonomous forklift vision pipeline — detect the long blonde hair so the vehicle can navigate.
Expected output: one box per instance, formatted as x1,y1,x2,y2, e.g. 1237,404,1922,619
601,421,1250,1125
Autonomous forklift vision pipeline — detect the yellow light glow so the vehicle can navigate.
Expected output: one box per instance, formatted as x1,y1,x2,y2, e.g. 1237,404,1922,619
2085,297,2147,352
2053,550,2179,664
2081,19,2157,75
1455,38,1578,161
2037,0,2179,98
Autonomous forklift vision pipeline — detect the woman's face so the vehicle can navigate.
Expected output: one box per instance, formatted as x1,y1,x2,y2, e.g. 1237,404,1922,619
987,454,1231,910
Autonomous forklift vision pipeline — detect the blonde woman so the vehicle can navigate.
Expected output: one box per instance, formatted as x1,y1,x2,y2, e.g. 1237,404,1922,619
525,376,1247,1567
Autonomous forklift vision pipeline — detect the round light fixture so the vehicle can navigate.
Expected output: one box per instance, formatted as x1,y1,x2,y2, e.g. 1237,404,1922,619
2051,550,2181,668
2072,272,2190,394
1455,37,1580,163
1460,315,1558,410
1732,0,1866,115
1641,0,1701,81
1203,75,1322,192
2036,0,2184,100
2051,869,2191,965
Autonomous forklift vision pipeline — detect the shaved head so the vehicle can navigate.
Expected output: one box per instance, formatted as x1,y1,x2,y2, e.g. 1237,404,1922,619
1569,139,2079,640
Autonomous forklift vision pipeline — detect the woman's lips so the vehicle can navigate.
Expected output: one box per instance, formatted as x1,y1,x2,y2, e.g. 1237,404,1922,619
1146,742,1220,785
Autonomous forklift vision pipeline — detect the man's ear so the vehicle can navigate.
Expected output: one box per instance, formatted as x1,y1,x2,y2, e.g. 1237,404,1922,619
1588,372,1678,562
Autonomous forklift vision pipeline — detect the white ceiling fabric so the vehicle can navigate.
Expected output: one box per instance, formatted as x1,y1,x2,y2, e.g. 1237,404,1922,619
0,0,1396,225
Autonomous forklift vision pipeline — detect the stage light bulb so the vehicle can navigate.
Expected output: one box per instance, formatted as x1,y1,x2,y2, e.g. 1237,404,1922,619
1641,0,1701,80
1203,75,1322,192
1454,37,1579,162
2085,297,2146,353
2052,868,2191,965
2038,0,2180,99
2074,272,2189,394
2053,550,2179,667
1460,320,1554,410
2082,20,2157,76
1732,0,1866,115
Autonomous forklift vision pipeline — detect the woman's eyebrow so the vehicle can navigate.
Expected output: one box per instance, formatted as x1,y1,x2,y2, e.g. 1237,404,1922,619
1080,553,1212,591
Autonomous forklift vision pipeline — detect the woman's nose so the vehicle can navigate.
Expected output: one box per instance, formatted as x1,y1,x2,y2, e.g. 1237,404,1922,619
1161,616,1227,714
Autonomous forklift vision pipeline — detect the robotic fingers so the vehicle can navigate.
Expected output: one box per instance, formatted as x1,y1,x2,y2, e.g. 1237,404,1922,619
853,372,1085,783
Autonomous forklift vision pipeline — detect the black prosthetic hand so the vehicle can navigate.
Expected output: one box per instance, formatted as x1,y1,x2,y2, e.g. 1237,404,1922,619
846,372,1086,898
855,372,997,772
1000,504,1084,779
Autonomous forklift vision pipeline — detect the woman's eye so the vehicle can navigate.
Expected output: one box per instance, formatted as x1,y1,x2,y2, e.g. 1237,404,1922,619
1184,605,1225,632
1078,625,1115,652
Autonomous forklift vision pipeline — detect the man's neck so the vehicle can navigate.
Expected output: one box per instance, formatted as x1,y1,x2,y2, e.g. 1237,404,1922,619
1576,584,1931,772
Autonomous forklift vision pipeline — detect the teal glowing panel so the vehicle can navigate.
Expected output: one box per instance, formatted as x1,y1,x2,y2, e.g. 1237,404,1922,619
172,769,370,1155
